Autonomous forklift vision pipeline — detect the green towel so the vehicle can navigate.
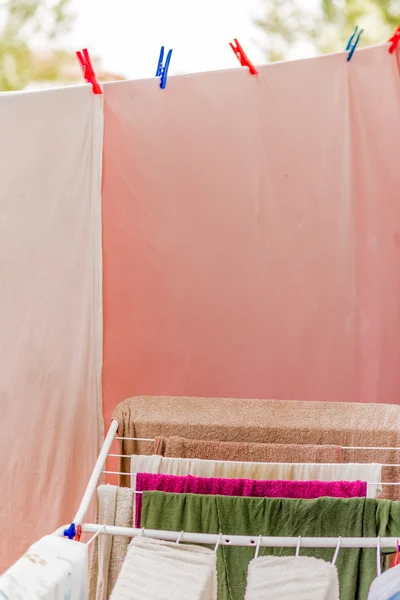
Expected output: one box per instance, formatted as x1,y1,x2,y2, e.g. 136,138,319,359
141,492,400,600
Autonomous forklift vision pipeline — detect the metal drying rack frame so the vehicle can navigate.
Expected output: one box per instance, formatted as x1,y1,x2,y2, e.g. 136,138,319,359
55,419,400,553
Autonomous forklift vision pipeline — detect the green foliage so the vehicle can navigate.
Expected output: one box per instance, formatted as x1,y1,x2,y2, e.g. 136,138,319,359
0,0,74,90
255,0,400,61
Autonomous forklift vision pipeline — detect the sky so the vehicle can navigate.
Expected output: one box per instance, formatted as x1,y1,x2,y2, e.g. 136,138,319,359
67,0,318,80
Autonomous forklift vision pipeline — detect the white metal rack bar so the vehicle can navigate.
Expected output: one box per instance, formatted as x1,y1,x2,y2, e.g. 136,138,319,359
53,524,400,551
73,419,119,525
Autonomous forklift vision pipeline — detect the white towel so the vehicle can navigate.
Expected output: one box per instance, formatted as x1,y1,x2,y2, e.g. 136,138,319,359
130,455,383,498
0,535,87,600
110,536,217,600
245,556,339,600
368,562,400,600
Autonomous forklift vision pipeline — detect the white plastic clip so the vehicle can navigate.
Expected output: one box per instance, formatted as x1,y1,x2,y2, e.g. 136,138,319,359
176,530,184,544
214,533,222,553
255,535,262,559
332,536,341,565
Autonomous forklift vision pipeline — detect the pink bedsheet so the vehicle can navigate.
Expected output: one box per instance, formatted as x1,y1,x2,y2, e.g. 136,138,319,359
102,45,400,430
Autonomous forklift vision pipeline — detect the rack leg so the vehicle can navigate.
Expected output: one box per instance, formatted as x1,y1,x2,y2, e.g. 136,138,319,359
73,419,119,525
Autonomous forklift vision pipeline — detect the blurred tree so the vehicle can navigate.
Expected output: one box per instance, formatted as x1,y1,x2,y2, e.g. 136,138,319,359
0,0,74,90
255,0,400,61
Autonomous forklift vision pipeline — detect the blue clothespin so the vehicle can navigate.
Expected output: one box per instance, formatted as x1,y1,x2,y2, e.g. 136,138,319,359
63,523,76,540
346,26,363,62
156,46,173,89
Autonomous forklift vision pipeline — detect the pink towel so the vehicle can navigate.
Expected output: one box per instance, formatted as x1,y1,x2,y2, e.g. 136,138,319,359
135,473,367,527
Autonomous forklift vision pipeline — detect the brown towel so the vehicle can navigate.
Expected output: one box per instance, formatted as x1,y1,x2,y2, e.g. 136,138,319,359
155,436,343,463
112,396,400,491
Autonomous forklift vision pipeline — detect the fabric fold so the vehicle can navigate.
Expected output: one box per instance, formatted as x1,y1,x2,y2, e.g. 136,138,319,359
109,536,217,600
244,556,339,600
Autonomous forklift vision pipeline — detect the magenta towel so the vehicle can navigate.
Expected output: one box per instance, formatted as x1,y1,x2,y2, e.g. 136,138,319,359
135,473,367,527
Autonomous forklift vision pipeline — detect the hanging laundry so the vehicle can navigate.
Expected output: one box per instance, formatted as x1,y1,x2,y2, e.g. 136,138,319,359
89,486,134,600
368,562,400,600
130,455,382,499
0,535,87,599
134,473,367,527
0,84,104,571
109,536,217,600
112,396,400,486
102,44,400,417
140,492,400,600
154,436,343,463
89,485,117,600
244,556,339,600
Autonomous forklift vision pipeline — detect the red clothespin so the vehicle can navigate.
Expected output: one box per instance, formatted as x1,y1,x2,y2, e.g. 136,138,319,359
76,48,102,95
392,539,400,567
74,524,82,542
388,26,400,54
229,38,258,75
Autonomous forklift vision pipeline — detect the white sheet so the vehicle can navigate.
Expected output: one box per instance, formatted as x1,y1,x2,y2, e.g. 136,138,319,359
0,85,104,571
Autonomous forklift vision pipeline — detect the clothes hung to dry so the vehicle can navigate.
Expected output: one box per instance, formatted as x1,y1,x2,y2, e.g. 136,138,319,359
140,493,400,600
109,536,217,600
244,556,339,600
130,455,382,498
134,472,368,527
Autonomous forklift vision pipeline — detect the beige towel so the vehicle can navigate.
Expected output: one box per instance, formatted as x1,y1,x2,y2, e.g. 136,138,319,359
112,396,400,486
110,536,217,600
244,556,339,600
130,455,383,498
107,486,134,597
155,436,343,463
89,485,117,600
89,485,134,600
